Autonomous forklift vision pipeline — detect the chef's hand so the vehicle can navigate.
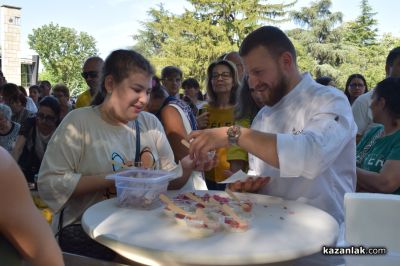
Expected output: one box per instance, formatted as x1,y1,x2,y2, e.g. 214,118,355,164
181,154,218,172
188,127,229,162
227,176,270,193
194,155,218,172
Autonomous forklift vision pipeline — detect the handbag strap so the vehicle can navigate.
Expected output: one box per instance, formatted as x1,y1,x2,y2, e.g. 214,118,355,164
56,208,65,237
134,120,140,164
357,128,383,166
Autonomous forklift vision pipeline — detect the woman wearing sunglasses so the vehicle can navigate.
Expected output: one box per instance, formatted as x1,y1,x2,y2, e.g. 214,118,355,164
11,96,60,185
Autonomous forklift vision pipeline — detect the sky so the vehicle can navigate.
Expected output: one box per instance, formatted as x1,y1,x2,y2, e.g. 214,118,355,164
2,0,399,58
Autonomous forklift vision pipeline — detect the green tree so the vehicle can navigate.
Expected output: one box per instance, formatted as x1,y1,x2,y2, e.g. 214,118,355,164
133,5,172,58
336,0,395,90
133,0,295,84
288,0,353,80
28,23,98,95
343,0,378,46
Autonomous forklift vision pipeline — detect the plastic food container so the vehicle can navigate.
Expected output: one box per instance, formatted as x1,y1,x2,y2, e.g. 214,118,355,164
106,169,176,209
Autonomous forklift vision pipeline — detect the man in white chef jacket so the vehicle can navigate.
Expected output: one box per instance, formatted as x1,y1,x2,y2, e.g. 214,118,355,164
188,26,357,239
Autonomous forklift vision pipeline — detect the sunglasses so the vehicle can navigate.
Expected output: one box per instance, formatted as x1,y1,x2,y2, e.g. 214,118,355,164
36,113,57,123
81,71,98,79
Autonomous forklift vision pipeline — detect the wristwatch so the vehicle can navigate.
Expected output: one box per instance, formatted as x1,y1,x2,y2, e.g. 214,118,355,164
227,125,241,145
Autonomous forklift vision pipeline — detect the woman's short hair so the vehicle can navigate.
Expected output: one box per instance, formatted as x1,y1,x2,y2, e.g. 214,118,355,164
2,83,27,107
375,77,400,119
92,49,154,106
52,84,70,98
182,78,200,89
0,104,12,121
316,76,333,86
206,59,239,107
29,85,40,93
161,66,182,79
39,96,61,119
239,26,296,61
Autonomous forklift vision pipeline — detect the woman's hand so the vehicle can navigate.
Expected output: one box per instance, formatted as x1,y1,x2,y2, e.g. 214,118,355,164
228,177,270,193
196,112,209,129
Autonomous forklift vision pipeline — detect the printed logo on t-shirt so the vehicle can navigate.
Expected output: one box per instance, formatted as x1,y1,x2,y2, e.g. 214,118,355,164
209,121,232,128
366,154,385,169
111,152,131,172
111,148,157,171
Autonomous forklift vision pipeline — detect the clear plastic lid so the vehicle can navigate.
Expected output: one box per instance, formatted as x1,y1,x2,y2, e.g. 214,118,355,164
106,168,177,184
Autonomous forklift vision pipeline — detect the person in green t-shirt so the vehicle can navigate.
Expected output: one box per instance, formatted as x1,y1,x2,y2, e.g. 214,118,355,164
356,77,400,194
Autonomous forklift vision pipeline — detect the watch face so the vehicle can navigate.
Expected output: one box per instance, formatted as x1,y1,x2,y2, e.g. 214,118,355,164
227,125,240,145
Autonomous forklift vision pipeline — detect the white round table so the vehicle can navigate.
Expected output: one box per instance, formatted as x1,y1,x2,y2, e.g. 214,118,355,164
82,191,339,266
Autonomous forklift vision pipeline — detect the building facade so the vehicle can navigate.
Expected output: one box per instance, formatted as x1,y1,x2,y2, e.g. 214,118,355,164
1,5,38,87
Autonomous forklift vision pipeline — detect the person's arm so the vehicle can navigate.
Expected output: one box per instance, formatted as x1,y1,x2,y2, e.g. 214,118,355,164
37,113,114,212
189,126,280,168
160,105,193,190
160,105,191,162
149,111,214,190
0,148,64,266
191,92,356,179
71,175,115,197
357,160,400,193
10,135,26,161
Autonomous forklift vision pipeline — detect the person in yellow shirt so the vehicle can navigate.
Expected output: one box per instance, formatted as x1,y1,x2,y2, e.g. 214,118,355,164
75,56,104,108
203,59,240,190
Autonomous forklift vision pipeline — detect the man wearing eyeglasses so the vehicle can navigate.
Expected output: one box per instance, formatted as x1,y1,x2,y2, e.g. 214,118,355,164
75,56,104,108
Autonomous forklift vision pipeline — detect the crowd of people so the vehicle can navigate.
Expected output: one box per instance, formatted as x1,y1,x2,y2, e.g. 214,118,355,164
0,25,399,264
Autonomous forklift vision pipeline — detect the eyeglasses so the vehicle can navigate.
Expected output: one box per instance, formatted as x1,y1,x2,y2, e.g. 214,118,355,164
349,83,365,88
81,71,98,79
211,72,232,80
36,113,57,123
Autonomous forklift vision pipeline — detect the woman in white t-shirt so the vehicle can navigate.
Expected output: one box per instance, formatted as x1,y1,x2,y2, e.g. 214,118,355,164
37,49,215,260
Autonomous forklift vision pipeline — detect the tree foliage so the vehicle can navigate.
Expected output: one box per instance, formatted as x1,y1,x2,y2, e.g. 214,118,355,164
343,0,378,46
133,0,295,84
28,23,98,95
288,0,352,79
286,0,400,90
